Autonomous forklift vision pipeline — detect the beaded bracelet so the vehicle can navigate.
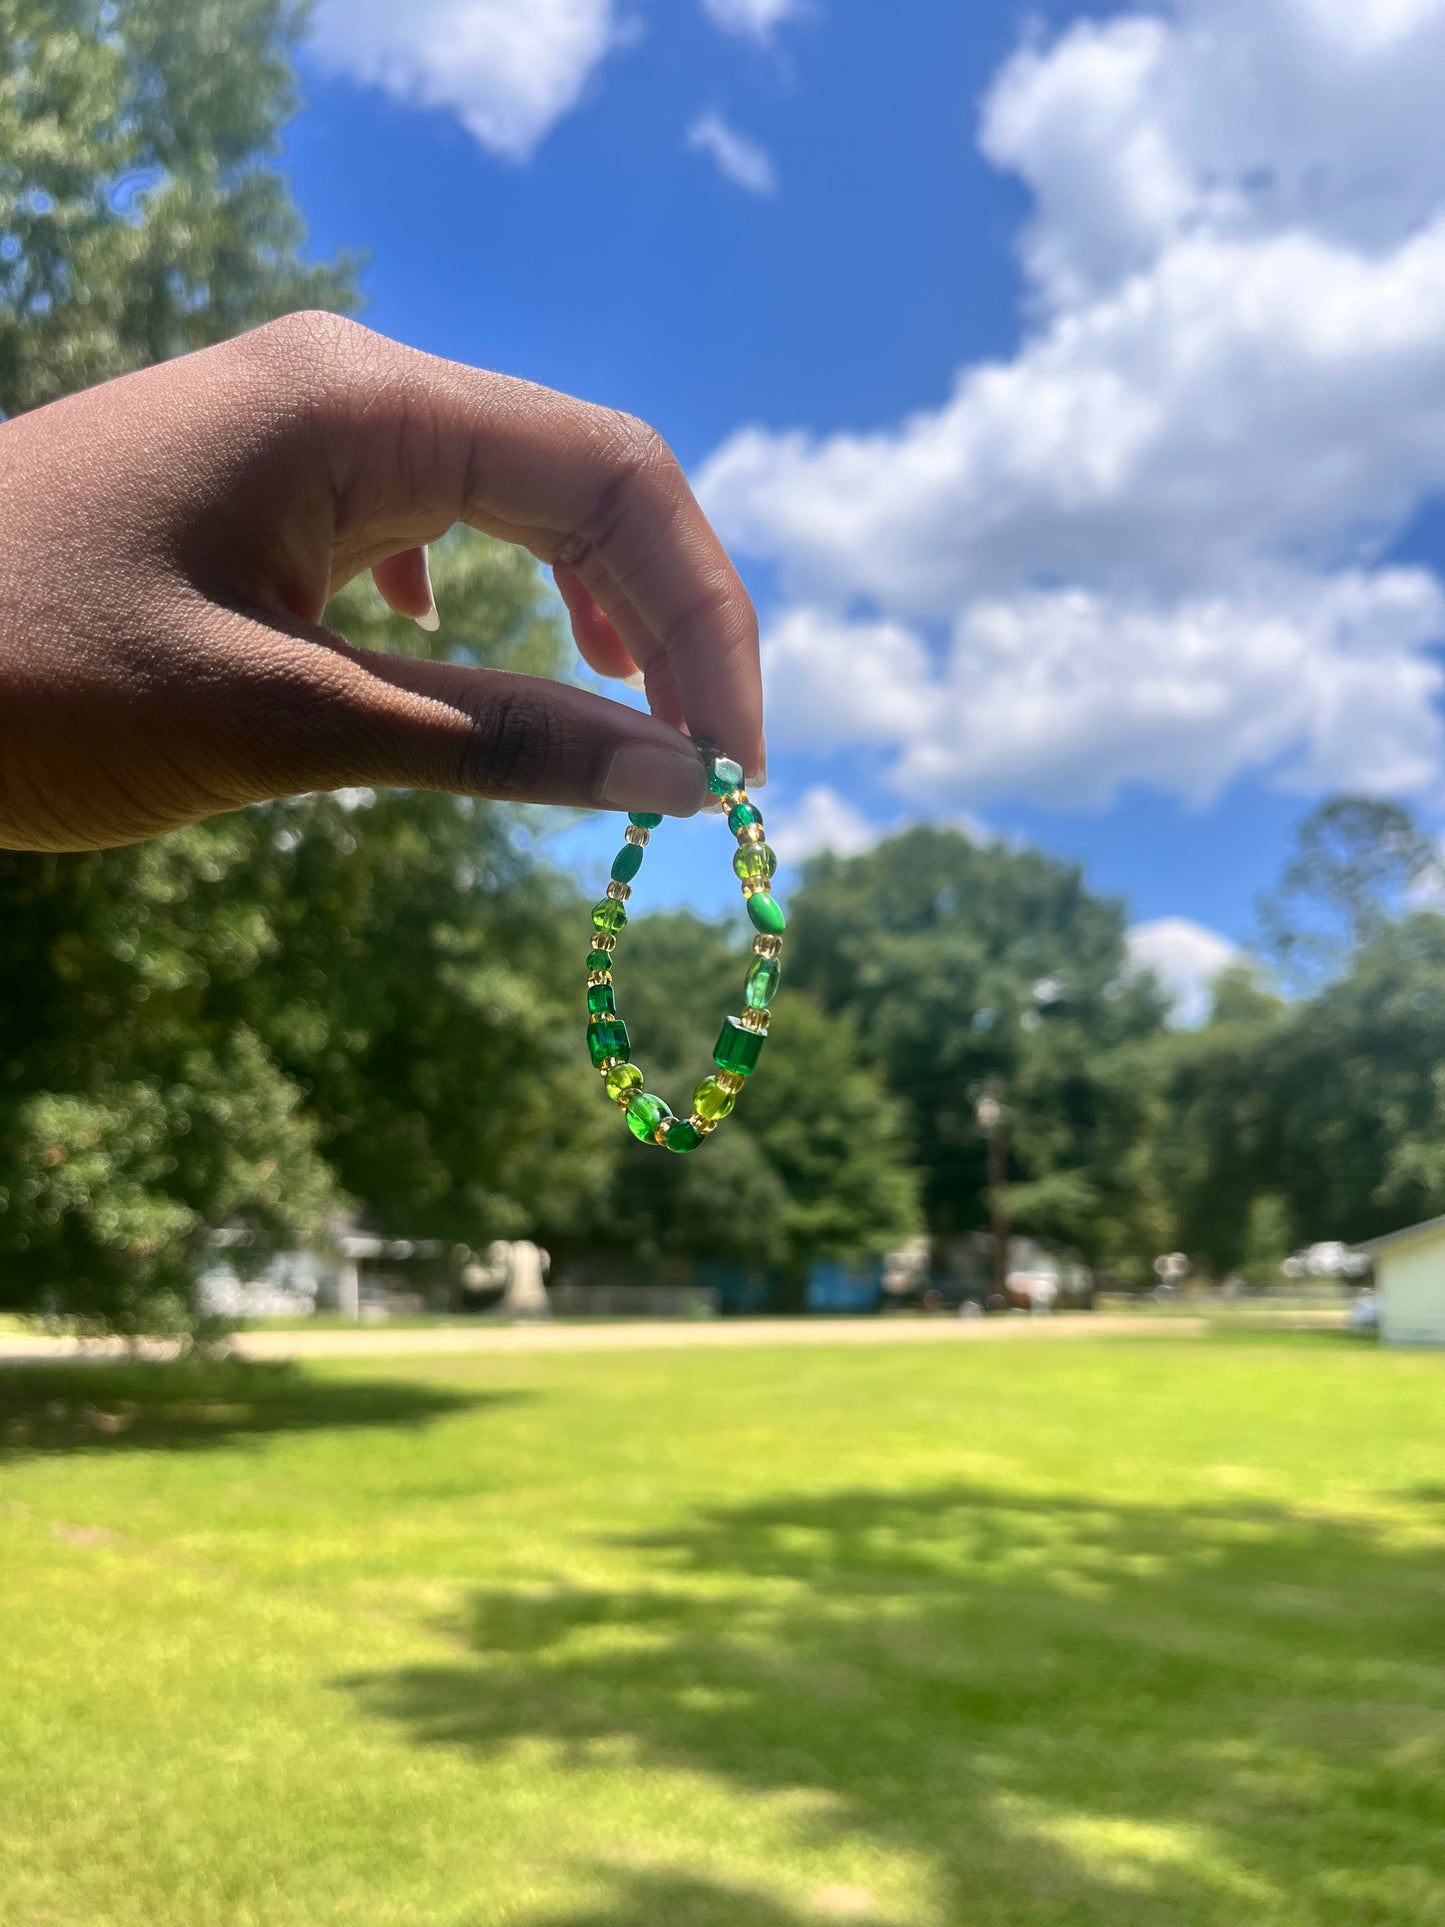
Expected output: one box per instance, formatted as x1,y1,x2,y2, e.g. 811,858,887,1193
585,744,784,1153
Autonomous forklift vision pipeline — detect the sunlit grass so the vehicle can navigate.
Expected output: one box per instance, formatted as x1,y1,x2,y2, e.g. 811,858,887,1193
2,1331,1443,1926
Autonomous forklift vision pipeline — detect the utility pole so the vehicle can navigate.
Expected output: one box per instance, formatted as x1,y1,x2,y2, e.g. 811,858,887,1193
976,1088,1010,1311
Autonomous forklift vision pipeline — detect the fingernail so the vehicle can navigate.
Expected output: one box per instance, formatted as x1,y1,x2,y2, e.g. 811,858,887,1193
414,548,440,632
746,761,767,788
600,743,707,817
622,668,646,691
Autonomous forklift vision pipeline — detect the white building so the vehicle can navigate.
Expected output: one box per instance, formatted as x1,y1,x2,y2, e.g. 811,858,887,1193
1359,1215,1445,1346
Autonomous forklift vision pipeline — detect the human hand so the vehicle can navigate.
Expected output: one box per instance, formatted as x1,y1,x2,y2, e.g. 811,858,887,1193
0,312,762,851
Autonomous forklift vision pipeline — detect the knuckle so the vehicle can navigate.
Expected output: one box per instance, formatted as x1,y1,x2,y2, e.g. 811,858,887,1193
236,311,391,411
456,685,556,798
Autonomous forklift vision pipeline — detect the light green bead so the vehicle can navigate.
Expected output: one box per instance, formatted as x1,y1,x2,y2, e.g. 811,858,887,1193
744,955,781,1009
733,842,777,883
604,1062,644,1102
625,1091,671,1142
692,1076,736,1123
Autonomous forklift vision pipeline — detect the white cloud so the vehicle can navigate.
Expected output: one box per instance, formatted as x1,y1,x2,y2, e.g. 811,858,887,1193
309,0,620,161
767,785,883,863
701,0,801,42
1127,916,1239,1025
701,0,1445,814
687,110,777,195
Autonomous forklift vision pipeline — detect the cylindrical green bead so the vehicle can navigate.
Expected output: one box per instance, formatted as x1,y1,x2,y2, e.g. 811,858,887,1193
706,754,745,797
625,1091,671,1142
611,843,645,883
663,1118,705,1154
604,1061,644,1102
727,801,762,834
588,1015,631,1067
628,811,663,829
744,955,781,1009
592,899,628,934
714,1015,765,1078
692,1075,736,1122
587,981,616,1016
745,892,786,937
732,842,777,883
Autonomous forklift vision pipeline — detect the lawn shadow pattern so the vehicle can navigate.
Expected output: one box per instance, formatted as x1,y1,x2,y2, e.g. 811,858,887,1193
0,1356,514,1460
349,1482,1445,1927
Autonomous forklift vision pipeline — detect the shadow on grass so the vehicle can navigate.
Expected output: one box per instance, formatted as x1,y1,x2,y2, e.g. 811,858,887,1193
0,1356,512,1461
350,1482,1445,1927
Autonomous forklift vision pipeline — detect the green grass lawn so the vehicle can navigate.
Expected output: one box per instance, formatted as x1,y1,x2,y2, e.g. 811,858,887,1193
2,1332,1443,1927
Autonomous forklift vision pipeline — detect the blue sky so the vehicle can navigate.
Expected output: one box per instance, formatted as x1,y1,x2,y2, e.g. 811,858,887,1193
284,0,1445,1015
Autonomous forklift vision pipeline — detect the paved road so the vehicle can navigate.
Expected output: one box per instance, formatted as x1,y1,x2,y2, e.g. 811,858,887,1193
0,1313,1207,1365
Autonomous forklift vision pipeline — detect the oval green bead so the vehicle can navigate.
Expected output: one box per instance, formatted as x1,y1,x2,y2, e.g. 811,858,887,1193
745,892,786,937
706,754,745,797
692,1076,736,1122
713,1016,765,1077
587,1015,630,1068
592,899,628,933
628,811,663,829
727,802,762,834
744,956,781,1009
604,1061,644,1102
732,842,777,883
587,981,616,1016
663,1118,705,1154
610,843,644,883
625,1091,671,1142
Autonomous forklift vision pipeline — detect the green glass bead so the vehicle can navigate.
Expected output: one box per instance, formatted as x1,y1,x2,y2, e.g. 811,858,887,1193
628,811,663,829
727,801,762,834
604,1061,644,1102
611,843,644,884
588,1015,630,1068
693,1075,736,1122
744,955,781,1009
663,1117,705,1154
625,1091,671,1142
706,754,745,797
714,1015,765,1078
586,947,614,973
745,892,786,937
732,841,777,884
587,981,616,1016
592,899,628,934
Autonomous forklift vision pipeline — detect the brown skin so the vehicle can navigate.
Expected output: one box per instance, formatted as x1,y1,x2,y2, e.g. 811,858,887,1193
0,312,764,852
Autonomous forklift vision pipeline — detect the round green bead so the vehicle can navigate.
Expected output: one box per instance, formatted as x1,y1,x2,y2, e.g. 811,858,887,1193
592,899,628,934
628,811,663,829
745,892,786,937
611,843,644,884
727,802,762,834
604,1061,644,1102
692,1076,736,1122
586,947,614,973
733,842,777,884
587,981,616,1016
625,1091,671,1142
706,754,745,798
663,1118,705,1155
744,955,781,1009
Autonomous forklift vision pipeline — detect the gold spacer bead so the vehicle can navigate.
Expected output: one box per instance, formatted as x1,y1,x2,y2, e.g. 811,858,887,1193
739,1007,771,1033
598,1056,622,1075
624,824,650,846
721,788,748,811
752,934,782,959
652,1121,672,1146
587,969,613,987
714,1069,746,1095
737,821,766,845
741,878,772,898
688,1112,719,1135
606,880,632,902
592,932,617,954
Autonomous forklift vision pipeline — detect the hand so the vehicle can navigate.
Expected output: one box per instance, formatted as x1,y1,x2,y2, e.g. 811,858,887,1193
0,312,763,852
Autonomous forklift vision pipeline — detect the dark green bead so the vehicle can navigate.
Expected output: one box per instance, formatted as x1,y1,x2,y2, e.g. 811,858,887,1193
625,1091,671,1142
727,802,762,833
592,899,627,934
663,1118,705,1154
586,947,614,973
745,892,786,937
610,843,644,883
733,842,777,883
628,811,663,829
706,754,745,797
744,955,781,1009
587,1015,630,1068
714,1016,765,1077
587,981,616,1016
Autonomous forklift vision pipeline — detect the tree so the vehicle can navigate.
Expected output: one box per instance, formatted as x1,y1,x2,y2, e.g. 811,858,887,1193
1,0,354,418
